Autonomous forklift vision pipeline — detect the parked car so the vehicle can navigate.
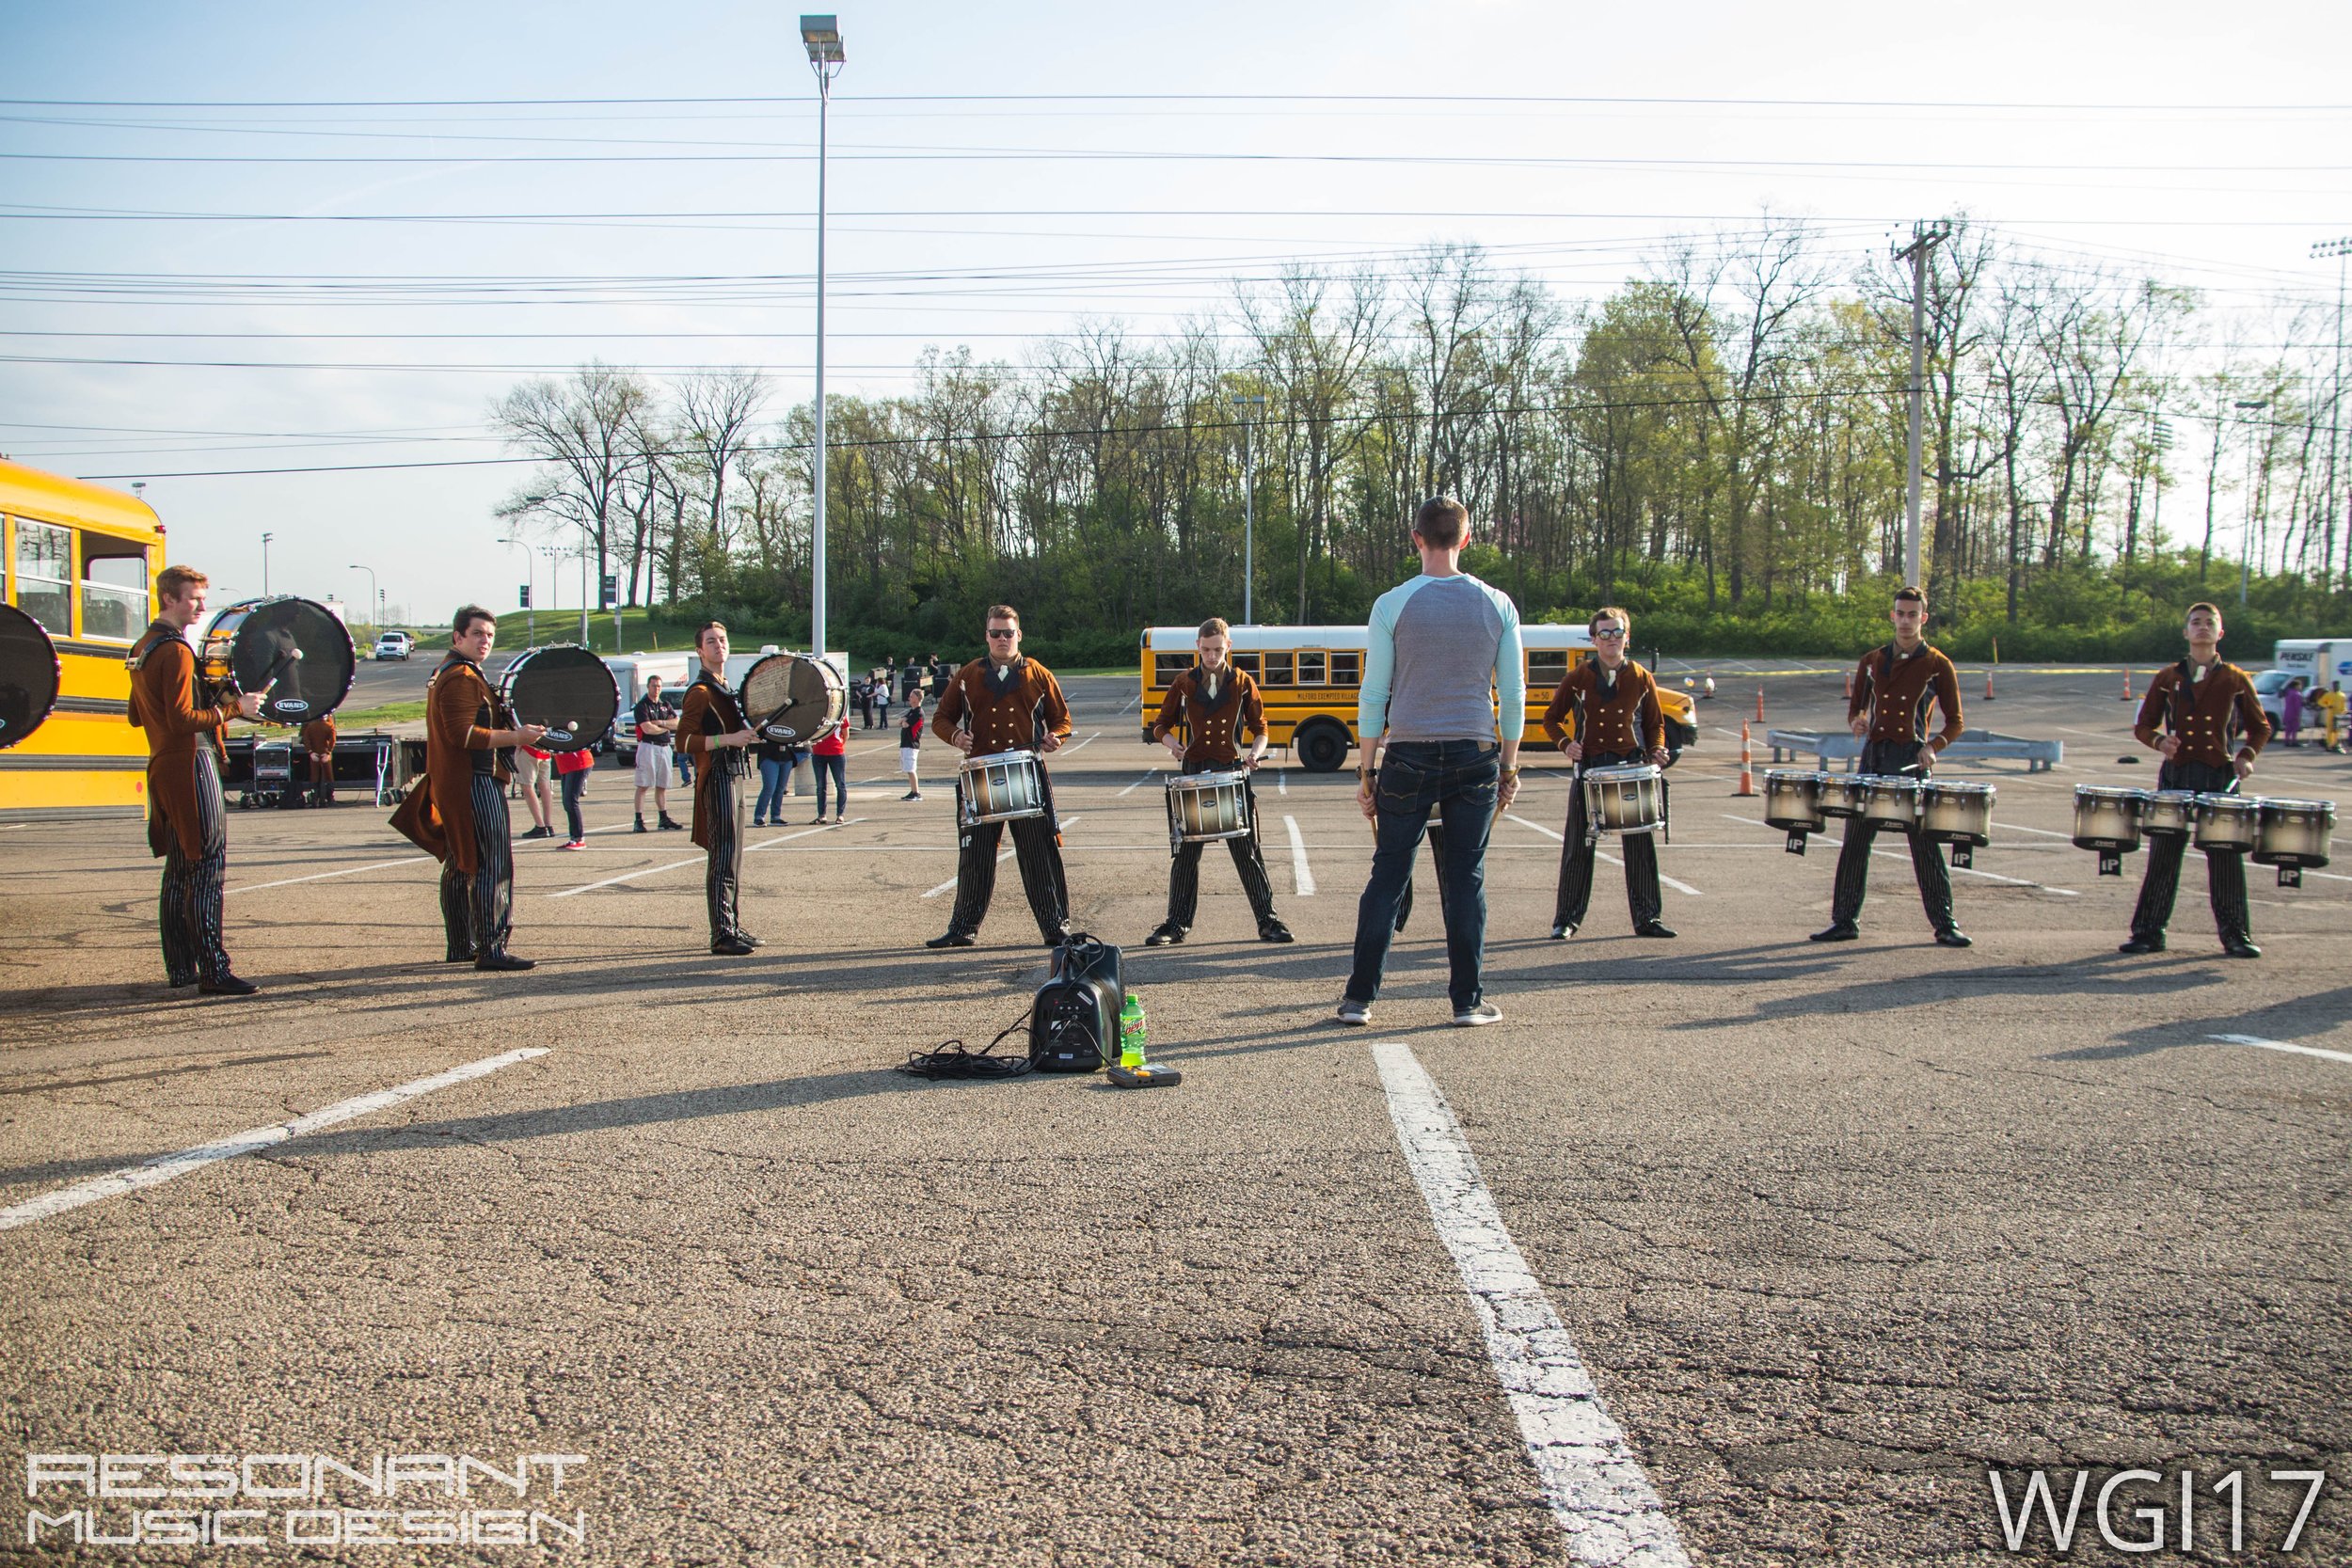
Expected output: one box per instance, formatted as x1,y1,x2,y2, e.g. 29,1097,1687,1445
373,631,414,660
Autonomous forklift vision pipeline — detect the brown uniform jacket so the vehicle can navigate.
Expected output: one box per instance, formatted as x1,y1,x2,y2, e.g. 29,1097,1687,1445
677,670,747,848
1152,664,1265,768
390,654,505,873
933,657,1073,758
300,716,337,757
127,620,231,859
2135,658,2270,768
1541,658,1663,756
1848,641,1964,748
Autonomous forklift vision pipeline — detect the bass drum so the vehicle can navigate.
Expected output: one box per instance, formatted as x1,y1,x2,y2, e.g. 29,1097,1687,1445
199,596,357,726
0,602,63,751
739,653,845,745
500,643,617,753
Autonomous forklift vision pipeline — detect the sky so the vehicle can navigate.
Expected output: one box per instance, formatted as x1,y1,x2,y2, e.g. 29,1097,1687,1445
2,0,2347,626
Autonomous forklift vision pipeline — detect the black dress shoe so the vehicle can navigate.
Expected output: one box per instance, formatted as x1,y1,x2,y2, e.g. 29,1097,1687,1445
1145,923,1186,946
710,937,755,957
1257,919,1295,943
737,932,764,949
659,816,685,832
2118,934,2165,955
1634,921,1678,939
198,974,259,996
1933,927,1973,948
1549,923,1576,941
475,952,536,972
925,930,976,949
1809,922,1859,942
2221,933,2263,959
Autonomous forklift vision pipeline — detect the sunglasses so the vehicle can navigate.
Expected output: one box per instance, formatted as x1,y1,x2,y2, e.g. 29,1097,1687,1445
1593,626,1627,640
986,627,1019,640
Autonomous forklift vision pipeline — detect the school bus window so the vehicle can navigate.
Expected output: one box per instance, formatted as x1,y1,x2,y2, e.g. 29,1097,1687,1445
1152,652,1191,685
12,517,72,634
1331,651,1361,687
1262,652,1292,686
1528,649,1569,689
79,540,148,643
1232,652,1260,679
1296,650,1327,686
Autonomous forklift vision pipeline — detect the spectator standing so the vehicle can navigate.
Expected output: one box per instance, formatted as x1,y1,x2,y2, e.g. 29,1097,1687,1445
554,746,593,848
2280,677,2306,747
856,673,878,730
811,709,849,823
755,736,797,827
2317,680,2346,752
513,737,556,840
898,693,926,800
631,675,684,832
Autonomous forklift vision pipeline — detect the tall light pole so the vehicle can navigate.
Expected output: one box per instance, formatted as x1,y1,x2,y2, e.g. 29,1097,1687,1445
348,564,378,632
2235,397,2269,608
802,14,844,660
1232,393,1265,624
1892,221,1949,591
496,536,535,644
261,531,274,597
2315,237,2351,595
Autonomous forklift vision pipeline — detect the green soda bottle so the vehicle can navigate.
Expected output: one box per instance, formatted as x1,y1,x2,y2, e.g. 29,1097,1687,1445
1118,993,1146,1069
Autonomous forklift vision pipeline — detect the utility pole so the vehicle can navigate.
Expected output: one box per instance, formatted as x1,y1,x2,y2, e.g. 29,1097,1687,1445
1891,220,1949,591
801,16,845,660
1232,393,1265,625
2315,237,2351,594
2235,398,2269,608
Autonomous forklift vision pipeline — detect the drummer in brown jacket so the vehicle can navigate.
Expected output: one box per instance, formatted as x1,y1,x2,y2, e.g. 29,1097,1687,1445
926,604,1073,948
1146,617,1292,946
2122,601,2270,958
1813,585,1970,948
391,605,545,970
1543,607,1674,941
677,619,761,957
128,564,263,994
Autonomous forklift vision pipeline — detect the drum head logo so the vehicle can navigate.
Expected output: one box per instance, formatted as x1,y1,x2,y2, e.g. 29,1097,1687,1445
278,699,310,714
764,721,798,739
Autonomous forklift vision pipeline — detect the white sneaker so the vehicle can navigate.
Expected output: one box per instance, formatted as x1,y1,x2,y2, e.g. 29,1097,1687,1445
1335,999,1373,1026
1453,1001,1502,1027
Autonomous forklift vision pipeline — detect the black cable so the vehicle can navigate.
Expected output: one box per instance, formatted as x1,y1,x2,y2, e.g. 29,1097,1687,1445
896,1010,1033,1081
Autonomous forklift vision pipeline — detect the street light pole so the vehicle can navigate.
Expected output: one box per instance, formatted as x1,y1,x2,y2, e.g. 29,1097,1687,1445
579,548,591,646
262,531,274,597
496,537,534,644
1231,394,1265,625
1891,221,1949,592
348,564,378,633
2316,237,2351,595
802,15,845,661
2235,397,2269,608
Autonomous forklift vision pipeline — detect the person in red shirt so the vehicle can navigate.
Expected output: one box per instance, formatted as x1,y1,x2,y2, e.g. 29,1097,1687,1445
810,699,850,823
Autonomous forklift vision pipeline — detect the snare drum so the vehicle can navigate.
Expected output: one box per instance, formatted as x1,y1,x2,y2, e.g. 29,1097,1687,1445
2251,798,2334,869
2191,794,2261,854
1166,768,1251,852
1820,773,1867,819
2139,790,2198,837
2071,785,2147,853
1918,780,1995,847
499,643,618,753
199,595,358,726
1582,763,1664,836
1857,774,1921,829
1761,769,1829,833
960,748,1046,826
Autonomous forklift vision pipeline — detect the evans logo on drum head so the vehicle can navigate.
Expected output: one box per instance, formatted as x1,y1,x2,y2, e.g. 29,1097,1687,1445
279,698,310,714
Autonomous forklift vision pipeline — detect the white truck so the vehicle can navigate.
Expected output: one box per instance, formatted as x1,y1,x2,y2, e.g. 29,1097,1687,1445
2264,639,2351,730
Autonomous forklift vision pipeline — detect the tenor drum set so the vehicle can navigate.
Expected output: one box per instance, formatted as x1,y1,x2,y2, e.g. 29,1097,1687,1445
1761,768,1995,864
2071,784,2336,886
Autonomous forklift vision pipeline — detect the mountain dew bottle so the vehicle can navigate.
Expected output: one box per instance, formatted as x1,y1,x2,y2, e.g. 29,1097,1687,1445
1118,993,1146,1069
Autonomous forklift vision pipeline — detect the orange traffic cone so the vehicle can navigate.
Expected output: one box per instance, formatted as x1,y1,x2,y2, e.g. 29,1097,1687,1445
1755,688,1766,722
1843,668,1854,701
1735,721,1756,796
1984,668,1995,702
2121,667,2135,702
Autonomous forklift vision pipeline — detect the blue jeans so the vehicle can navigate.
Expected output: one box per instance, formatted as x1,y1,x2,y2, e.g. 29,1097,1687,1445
1346,740,1502,1012
812,753,847,816
755,754,793,821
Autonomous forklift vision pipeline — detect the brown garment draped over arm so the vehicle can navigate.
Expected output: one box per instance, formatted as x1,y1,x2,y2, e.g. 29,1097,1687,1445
131,636,231,859
391,659,499,872
676,681,728,848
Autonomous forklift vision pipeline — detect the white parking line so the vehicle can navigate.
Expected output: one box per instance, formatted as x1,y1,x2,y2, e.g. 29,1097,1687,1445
1720,812,2077,895
549,818,862,896
1118,768,1159,798
0,1048,550,1232
1373,1041,1691,1567
1284,815,1316,895
922,814,1080,897
1507,813,1701,895
230,855,429,895
2210,1033,2352,1067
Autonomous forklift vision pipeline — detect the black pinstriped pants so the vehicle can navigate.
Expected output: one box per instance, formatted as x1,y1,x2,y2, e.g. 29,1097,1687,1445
2130,759,2251,941
438,774,515,958
1552,751,1663,931
159,747,231,986
1166,775,1277,930
946,768,1069,942
1827,740,1955,932
706,760,746,943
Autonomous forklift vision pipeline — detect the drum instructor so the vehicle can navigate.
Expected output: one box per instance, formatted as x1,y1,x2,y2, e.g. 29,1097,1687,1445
1544,606,1675,942
1811,585,1970,949
128,564,263,995
392,605,545,971
926,604,1073,949
2121,601,2268,958
1145,616,1293,947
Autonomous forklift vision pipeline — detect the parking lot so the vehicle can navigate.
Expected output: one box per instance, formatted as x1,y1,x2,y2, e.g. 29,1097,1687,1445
2,664,2346,1564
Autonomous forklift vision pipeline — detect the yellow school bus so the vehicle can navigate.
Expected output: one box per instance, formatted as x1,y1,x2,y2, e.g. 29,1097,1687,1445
0,459,164,820
1137,623,1700,771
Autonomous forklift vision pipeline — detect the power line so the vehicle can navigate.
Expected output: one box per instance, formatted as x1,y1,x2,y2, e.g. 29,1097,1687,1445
3,92,2345,110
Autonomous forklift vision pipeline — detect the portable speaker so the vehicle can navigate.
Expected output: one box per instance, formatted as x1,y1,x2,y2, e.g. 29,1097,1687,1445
1028,932,1123,1072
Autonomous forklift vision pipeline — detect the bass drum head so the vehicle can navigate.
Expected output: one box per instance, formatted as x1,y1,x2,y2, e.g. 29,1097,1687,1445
0,602,63,751
501,643,617,752
740,653,845,743
209,596,357,725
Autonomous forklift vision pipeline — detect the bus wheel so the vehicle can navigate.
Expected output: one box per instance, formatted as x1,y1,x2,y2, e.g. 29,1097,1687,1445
1295,720,1351,773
